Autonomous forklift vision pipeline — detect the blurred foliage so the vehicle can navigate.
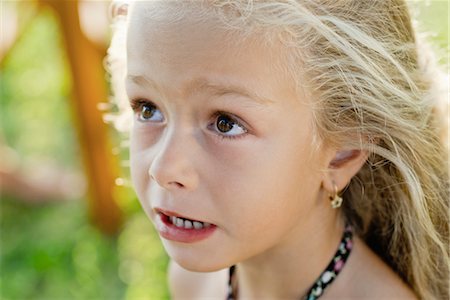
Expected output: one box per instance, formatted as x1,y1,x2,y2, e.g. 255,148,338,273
1,197,124,299
0,7,76,167
0,196,169,300
0,1,447,300
411,0,449,66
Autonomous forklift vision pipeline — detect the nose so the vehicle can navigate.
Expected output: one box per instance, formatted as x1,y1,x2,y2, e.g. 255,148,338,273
148,127,199,191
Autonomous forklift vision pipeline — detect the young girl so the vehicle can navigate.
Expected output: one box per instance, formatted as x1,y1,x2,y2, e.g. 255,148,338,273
107,1,449,299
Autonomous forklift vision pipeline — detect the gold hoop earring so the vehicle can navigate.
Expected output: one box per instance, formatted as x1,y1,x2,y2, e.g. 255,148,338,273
330,183,343,209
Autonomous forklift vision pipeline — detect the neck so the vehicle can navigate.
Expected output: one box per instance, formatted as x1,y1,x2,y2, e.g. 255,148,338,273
235,205,345,299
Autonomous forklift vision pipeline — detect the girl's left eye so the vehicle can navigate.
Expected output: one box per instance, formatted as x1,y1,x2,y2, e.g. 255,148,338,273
209,113,247,138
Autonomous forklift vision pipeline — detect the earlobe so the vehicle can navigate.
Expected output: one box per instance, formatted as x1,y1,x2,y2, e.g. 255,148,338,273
323,149,369,192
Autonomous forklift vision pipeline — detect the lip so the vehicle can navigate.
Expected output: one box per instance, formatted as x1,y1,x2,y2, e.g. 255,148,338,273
154,208,217,243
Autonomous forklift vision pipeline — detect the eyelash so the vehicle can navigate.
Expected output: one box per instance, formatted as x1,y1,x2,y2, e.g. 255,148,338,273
129,98,248,140
210,112,248,140
130,98,152,113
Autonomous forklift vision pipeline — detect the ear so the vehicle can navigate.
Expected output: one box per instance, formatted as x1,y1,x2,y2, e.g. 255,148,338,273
322,149,369,193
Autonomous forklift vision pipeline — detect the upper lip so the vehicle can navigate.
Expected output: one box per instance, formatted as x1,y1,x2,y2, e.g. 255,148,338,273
154,207,210,223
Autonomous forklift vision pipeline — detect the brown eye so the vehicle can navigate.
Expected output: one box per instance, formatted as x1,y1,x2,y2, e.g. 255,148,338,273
210,114,247,138
141,104,155,119
138,103,164,122
217,115,234,133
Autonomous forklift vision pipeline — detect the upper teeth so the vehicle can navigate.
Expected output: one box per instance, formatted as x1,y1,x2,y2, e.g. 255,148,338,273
170,216,211,229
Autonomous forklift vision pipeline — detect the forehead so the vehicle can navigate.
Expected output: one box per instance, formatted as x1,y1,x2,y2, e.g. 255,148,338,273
126,1,299,104
127,1,260,58
128,1,231,61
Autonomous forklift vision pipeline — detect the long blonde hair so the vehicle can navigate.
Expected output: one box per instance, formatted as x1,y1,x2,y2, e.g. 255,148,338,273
107,1,449,299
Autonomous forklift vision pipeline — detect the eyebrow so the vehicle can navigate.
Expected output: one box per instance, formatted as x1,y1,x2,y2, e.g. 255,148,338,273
126,74,274,105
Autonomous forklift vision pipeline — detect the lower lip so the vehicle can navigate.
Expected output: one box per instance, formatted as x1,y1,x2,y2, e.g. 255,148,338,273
155,213,217,243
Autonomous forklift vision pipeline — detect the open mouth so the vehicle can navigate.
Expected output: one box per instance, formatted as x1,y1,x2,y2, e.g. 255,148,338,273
158,210,213,230
154,208,217,243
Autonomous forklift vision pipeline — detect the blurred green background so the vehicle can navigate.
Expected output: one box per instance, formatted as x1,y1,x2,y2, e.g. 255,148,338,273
0,1,448,300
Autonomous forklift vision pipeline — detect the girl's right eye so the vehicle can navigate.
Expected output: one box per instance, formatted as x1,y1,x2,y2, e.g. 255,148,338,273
132,101,164,123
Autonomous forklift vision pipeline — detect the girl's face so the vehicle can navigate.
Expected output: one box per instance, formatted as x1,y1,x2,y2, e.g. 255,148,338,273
127,3,334,272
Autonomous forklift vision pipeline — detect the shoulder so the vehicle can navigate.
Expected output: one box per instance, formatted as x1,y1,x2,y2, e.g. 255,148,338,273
326,236,418,299
168,259,229,299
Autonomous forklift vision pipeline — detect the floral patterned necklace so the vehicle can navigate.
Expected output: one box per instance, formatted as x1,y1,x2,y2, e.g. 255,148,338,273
226,225,353,300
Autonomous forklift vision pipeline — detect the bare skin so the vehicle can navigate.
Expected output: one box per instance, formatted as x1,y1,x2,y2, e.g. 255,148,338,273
126,2,418,299
169,237,417,299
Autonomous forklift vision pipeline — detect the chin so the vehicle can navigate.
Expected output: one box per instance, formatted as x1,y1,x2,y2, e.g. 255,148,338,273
175,259,224,273
162,239,232,272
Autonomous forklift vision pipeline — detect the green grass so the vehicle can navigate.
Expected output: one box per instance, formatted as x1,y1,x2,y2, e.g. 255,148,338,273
0,196,170,300
0,197,123,300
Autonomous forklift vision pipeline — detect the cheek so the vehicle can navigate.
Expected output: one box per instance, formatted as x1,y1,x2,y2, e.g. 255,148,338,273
209,153,322,262
210,137,323,233
129,131,153,206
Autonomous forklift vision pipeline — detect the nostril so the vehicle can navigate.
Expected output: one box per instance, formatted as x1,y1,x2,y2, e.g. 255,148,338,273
169,181,184,188
149,173,185,189
148,160,195,190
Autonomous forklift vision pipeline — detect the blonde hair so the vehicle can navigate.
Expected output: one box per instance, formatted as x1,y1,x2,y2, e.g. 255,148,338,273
107,1,449,299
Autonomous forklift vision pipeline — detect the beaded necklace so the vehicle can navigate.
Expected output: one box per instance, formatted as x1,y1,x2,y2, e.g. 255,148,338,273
226,225,353,300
